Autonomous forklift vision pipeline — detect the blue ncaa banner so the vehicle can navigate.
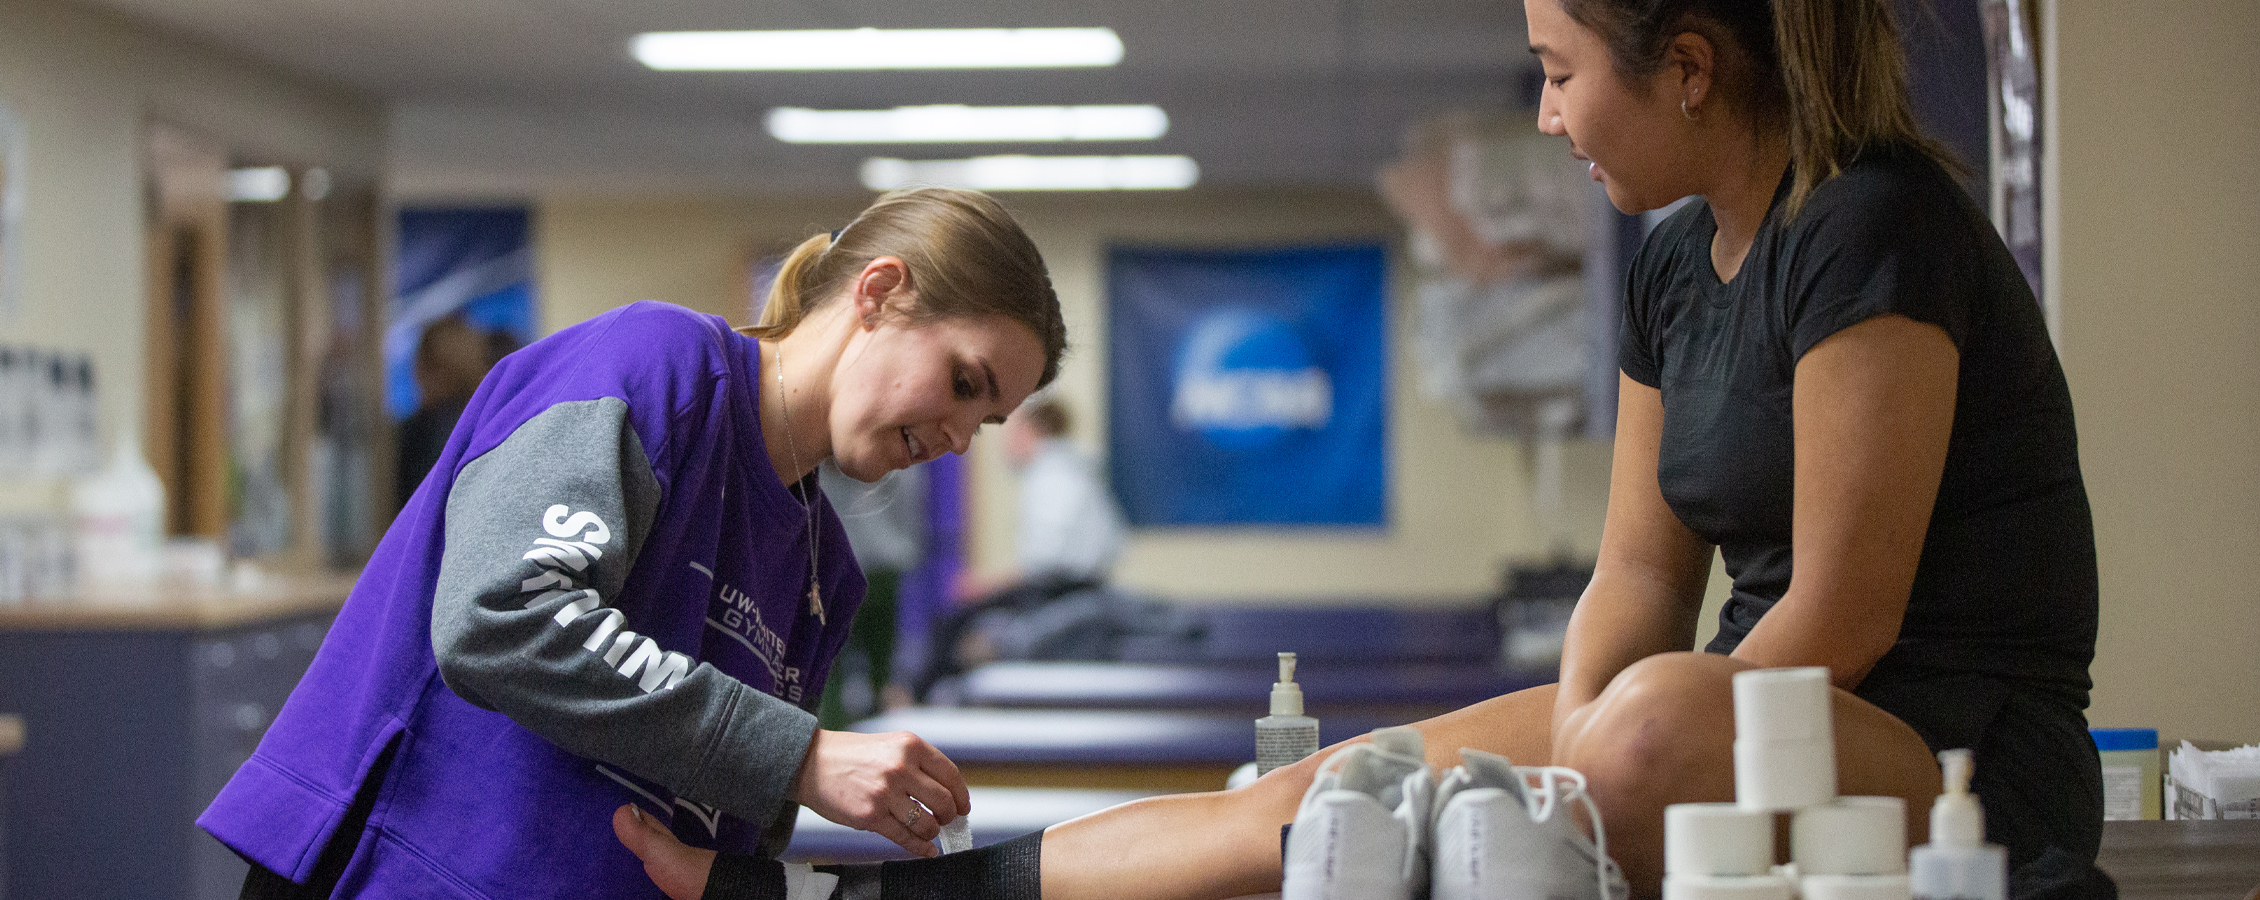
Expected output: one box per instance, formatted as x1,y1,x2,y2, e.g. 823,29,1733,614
1108,244,1388,526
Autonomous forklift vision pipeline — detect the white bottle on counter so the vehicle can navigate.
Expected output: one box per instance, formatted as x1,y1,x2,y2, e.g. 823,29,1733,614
1909,749,2007,900
1255,651,1320,775
71,430,165,593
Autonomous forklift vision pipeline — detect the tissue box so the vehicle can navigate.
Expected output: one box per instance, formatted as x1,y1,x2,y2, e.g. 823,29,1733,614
2163,741,2260,820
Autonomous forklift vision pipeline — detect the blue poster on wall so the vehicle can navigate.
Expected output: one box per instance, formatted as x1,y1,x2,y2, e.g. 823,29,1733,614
1108,244,1388,527
385,207,538,419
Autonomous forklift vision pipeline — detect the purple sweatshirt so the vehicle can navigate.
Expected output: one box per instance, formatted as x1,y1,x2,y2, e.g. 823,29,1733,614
200,302,865,898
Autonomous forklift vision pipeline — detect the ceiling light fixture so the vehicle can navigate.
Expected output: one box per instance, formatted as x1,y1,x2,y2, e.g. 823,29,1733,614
227,167,290,203
632,28,1124,71
860,155,1198,191
768,105,1167,143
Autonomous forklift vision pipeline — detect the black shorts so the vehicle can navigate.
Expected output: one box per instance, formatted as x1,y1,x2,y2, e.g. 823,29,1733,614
1856,673,2116,900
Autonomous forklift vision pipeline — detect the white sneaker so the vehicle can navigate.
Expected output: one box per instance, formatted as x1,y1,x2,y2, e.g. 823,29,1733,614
1282,726,1435,900
1429,749,1629,900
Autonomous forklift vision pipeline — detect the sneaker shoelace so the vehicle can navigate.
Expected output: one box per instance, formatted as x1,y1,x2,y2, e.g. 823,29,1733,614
1513,765,1621,900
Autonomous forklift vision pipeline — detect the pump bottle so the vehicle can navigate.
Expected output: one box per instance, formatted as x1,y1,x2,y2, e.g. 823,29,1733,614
1255,652,1320,775
1909,749,2008,900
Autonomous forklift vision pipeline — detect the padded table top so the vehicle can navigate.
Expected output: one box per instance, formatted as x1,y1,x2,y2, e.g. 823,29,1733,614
783,796,2260,899
1120,603,1501,664
955,660,1551,711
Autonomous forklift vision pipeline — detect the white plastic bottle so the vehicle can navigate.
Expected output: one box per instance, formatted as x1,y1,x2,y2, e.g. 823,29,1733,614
1255,651,1320,775
71,430,166,594
1909,749,2008,900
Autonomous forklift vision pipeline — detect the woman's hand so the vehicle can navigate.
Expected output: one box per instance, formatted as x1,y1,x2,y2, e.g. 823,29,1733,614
792,729,970,858
612,804,712,900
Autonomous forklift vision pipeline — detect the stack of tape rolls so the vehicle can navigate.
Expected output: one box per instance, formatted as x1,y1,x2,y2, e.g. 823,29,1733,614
1663,803,1791,900
1794,797,1911,900
1665,667,1922,900
1733,667,1837,811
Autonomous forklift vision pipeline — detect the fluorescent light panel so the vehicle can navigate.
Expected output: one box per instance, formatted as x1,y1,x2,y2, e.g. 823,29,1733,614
633,28,1123,71
861,155,1198,191
227,167,290,203
768,105,1167,144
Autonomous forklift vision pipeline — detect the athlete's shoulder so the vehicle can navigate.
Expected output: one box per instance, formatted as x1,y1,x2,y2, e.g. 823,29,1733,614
1795,143,1977,239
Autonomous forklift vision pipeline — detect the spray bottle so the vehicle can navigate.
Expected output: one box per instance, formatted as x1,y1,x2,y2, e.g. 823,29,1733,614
1255,652,1320,775
1909,749,2008,900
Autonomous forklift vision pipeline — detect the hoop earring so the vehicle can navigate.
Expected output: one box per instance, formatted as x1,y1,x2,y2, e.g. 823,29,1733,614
1681,99,1698,122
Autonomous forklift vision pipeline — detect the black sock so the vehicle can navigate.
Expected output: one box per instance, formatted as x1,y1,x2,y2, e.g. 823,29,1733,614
700,830,1043,900
703,851,787,899
822,830,1044,900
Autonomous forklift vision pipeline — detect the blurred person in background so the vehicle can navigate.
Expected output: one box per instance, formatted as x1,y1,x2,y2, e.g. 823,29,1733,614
816,460,928,728
395,315,499,509
910,397,1127,701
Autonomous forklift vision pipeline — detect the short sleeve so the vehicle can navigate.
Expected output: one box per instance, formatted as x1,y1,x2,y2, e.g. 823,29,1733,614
1782,155,1980,361
1618,221,1670,388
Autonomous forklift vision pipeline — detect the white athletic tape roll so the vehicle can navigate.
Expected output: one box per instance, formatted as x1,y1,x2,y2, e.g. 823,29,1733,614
1801,874,1913,900
1734,734,1836,811
1663,874,1795,900
1732,667,1832,744
1732,667,1837,810
939,815,973,855
1791,797,1908,875
1665,803,1773,876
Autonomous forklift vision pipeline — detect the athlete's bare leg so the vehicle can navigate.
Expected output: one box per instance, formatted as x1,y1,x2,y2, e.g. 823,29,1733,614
1035,686,1561,900
1038,654,1939,900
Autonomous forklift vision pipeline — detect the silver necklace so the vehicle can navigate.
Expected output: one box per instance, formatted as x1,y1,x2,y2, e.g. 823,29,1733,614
773,342,825,625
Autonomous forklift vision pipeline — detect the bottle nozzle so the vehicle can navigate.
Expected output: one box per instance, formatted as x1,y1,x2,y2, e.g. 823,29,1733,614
1269,652,1304,716
1930,748,1985,847
1941,748,1973,795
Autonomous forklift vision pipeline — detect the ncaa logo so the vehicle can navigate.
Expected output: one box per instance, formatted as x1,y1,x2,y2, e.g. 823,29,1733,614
1170,309,1332,451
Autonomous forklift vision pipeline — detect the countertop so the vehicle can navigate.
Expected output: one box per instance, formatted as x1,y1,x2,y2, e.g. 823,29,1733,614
0,572,357,631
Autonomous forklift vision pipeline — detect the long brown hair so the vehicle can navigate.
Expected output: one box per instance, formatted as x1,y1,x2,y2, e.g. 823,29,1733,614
745,187,1068,388
1556,0,1958,215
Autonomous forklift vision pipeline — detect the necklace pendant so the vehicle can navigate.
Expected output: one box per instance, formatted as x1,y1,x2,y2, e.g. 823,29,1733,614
808,582,825,625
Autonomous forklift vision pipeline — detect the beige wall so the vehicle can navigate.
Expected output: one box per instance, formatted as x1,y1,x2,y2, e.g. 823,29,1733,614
0,0,383,448
2049,1,2260,742
535,190,1614,606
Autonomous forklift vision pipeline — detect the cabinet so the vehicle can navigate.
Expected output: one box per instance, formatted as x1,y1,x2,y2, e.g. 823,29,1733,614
0,578,350,900
0,714,20,900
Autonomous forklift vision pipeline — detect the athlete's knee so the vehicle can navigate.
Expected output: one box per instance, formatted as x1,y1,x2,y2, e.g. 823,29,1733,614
1561,652,1741,805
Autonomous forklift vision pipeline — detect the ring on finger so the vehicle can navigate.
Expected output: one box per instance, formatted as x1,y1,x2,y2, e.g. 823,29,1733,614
904,804,923,828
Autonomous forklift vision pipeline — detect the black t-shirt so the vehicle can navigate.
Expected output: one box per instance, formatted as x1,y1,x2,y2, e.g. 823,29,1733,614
1621,143,2097,704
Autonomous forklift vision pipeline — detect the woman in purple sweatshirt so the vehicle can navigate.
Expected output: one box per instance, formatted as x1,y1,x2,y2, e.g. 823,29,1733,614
199,187,1067,900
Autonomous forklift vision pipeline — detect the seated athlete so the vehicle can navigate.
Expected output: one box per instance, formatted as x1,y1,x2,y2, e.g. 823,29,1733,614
609,0,2111,897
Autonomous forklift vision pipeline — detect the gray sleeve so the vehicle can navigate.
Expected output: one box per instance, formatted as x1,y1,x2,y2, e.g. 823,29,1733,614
430,398,818,828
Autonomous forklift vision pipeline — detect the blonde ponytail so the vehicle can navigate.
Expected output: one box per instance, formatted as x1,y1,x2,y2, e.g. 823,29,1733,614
737,188,1068,388
746,232,835,339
